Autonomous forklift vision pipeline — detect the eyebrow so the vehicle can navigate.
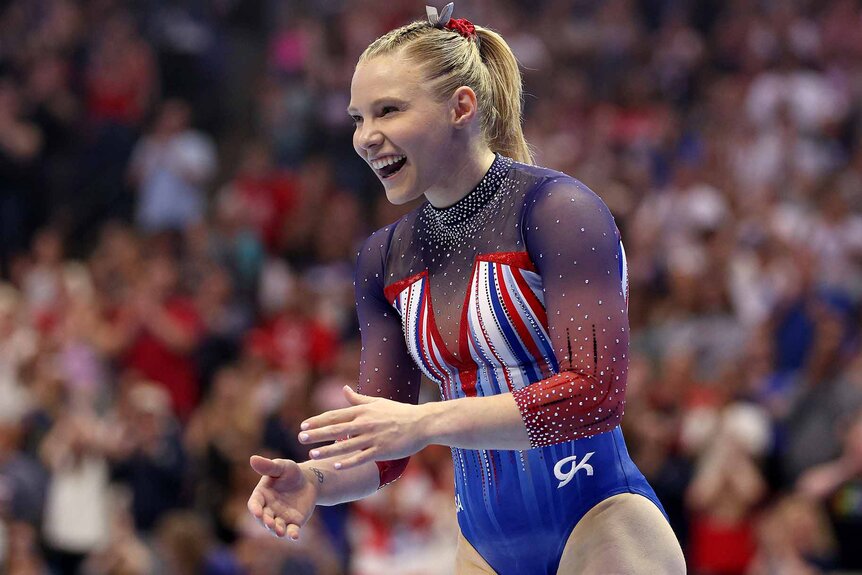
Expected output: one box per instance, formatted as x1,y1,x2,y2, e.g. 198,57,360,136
346,97,408,115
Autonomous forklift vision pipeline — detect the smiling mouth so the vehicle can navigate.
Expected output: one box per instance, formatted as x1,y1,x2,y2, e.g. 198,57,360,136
372,155,407,179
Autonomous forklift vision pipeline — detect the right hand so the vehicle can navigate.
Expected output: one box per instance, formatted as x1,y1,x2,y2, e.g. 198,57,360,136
247,456,318,540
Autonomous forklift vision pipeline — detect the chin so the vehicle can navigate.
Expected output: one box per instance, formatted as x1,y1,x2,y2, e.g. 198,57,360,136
384,192,412,205
383,185,422,206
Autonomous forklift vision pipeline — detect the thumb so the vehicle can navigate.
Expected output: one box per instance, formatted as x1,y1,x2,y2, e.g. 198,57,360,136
250,455,294,478
344,385,375,405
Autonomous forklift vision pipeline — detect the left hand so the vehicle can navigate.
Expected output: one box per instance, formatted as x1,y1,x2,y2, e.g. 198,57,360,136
298,386,431,470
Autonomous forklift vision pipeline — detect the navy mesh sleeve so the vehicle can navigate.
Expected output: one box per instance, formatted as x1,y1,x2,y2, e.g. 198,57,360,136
354,225,423,486
512,178,629,447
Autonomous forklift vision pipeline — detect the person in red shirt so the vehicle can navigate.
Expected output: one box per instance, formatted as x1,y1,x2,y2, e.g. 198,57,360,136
116,253,203,420
224,141,297,253
245,280,337,375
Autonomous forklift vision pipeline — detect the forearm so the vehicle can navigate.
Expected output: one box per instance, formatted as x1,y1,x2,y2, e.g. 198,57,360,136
422,393,531,451
301,457,381,506
726,456,766,503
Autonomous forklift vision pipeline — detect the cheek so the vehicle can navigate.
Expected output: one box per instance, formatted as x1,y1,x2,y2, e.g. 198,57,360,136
416,121,451,158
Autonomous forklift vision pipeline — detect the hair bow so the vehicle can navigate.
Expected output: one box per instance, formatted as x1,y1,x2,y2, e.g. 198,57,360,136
426,3,476,40
426,3,454,28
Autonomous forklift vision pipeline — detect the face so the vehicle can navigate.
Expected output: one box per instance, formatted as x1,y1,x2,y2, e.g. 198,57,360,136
349,52,457,205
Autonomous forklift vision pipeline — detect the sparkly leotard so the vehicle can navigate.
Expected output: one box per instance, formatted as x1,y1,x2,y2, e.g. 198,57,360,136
355,155,666,575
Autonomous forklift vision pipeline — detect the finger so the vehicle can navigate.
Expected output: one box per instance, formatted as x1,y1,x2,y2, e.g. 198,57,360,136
250,455,286,477
286,523,301,541
247,491,265,518
274,517,287,537
343,385,376,405
251,456,304,488
301,406,361,431
262,507,276,530
299,422,358,444
309,435,371,460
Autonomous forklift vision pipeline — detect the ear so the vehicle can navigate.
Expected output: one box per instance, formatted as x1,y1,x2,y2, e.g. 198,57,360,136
449,86,479,129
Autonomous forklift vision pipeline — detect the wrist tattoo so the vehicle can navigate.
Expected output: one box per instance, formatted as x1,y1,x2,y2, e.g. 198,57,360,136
310,467,324,484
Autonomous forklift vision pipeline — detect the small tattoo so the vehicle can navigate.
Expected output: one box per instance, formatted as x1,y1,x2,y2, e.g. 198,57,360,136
310,468,324,484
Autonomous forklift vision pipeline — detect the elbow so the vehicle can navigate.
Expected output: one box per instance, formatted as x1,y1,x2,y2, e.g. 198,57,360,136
514,372,626,448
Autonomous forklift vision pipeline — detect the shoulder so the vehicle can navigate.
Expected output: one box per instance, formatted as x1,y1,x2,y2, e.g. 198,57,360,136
357,223,395,270
509,159,570,182
511,162,613,226
355,211,418,281
357,210,417,259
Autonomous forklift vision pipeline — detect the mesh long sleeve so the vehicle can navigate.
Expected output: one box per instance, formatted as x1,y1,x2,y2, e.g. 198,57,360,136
354,225,423,486
512,178,629,447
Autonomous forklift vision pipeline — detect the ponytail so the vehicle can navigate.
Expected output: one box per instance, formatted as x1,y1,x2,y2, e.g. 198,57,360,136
359,19,534,165
475,26,533,164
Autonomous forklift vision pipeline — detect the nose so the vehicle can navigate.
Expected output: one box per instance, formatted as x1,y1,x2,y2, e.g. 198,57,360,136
355,121,384,153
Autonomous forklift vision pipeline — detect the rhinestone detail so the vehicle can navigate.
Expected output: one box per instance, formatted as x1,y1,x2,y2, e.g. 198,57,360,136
420,155,513,245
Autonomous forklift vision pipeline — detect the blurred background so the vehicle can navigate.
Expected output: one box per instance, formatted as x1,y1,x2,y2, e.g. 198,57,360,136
1,0,861,573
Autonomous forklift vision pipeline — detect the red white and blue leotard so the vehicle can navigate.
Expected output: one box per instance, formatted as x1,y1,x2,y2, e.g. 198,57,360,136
355,155,667,574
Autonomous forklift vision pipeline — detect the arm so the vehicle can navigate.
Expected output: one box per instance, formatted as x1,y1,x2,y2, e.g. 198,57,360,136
509,178,629,446
299,458,380,506
248,226,422,538
349,225,423,482
302,178,629,463
797,458,861,500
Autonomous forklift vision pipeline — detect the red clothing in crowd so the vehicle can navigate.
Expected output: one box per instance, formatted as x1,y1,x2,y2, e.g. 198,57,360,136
233,172,297,251
690,514,757,574
122,297,203,419
246,312,337,373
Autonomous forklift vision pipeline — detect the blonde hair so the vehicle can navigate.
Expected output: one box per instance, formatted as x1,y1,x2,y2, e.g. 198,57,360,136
360,20,533,164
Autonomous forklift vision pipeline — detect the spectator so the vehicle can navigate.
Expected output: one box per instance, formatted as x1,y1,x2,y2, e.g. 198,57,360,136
153,511,239,575
748,494,836,575
220,141,298,253
685,403,770,574
110,382,187,534
129,99,217,233
116,254,205,420
81,488,154,575
0,75,43,279
0,283,37,423
40,409,113,574
797,407,862,569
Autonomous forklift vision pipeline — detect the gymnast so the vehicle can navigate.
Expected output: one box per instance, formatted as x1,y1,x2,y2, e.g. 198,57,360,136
248,4,685,573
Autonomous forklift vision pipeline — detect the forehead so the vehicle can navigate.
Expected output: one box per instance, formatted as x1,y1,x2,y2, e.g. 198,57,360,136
349,51,428,108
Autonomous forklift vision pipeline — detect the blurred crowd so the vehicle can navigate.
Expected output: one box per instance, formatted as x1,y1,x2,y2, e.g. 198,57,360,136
1,0,862,573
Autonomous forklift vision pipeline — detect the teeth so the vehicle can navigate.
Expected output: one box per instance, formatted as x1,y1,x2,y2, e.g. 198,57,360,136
370,155,405,170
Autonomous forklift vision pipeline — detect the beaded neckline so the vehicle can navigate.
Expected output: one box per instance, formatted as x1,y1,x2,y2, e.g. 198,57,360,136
425,154,513,228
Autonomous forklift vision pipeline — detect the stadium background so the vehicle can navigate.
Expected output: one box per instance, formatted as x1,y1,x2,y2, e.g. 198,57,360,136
1,0,862,573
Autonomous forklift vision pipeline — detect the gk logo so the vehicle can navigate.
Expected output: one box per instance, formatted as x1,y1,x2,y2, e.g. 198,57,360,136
554,452,596,488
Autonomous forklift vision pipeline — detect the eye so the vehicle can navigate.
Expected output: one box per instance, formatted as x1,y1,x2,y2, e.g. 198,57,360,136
380,106,399,116
350,114,362,126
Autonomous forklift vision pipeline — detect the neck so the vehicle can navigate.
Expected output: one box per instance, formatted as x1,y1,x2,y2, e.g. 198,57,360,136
424,147,497,209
